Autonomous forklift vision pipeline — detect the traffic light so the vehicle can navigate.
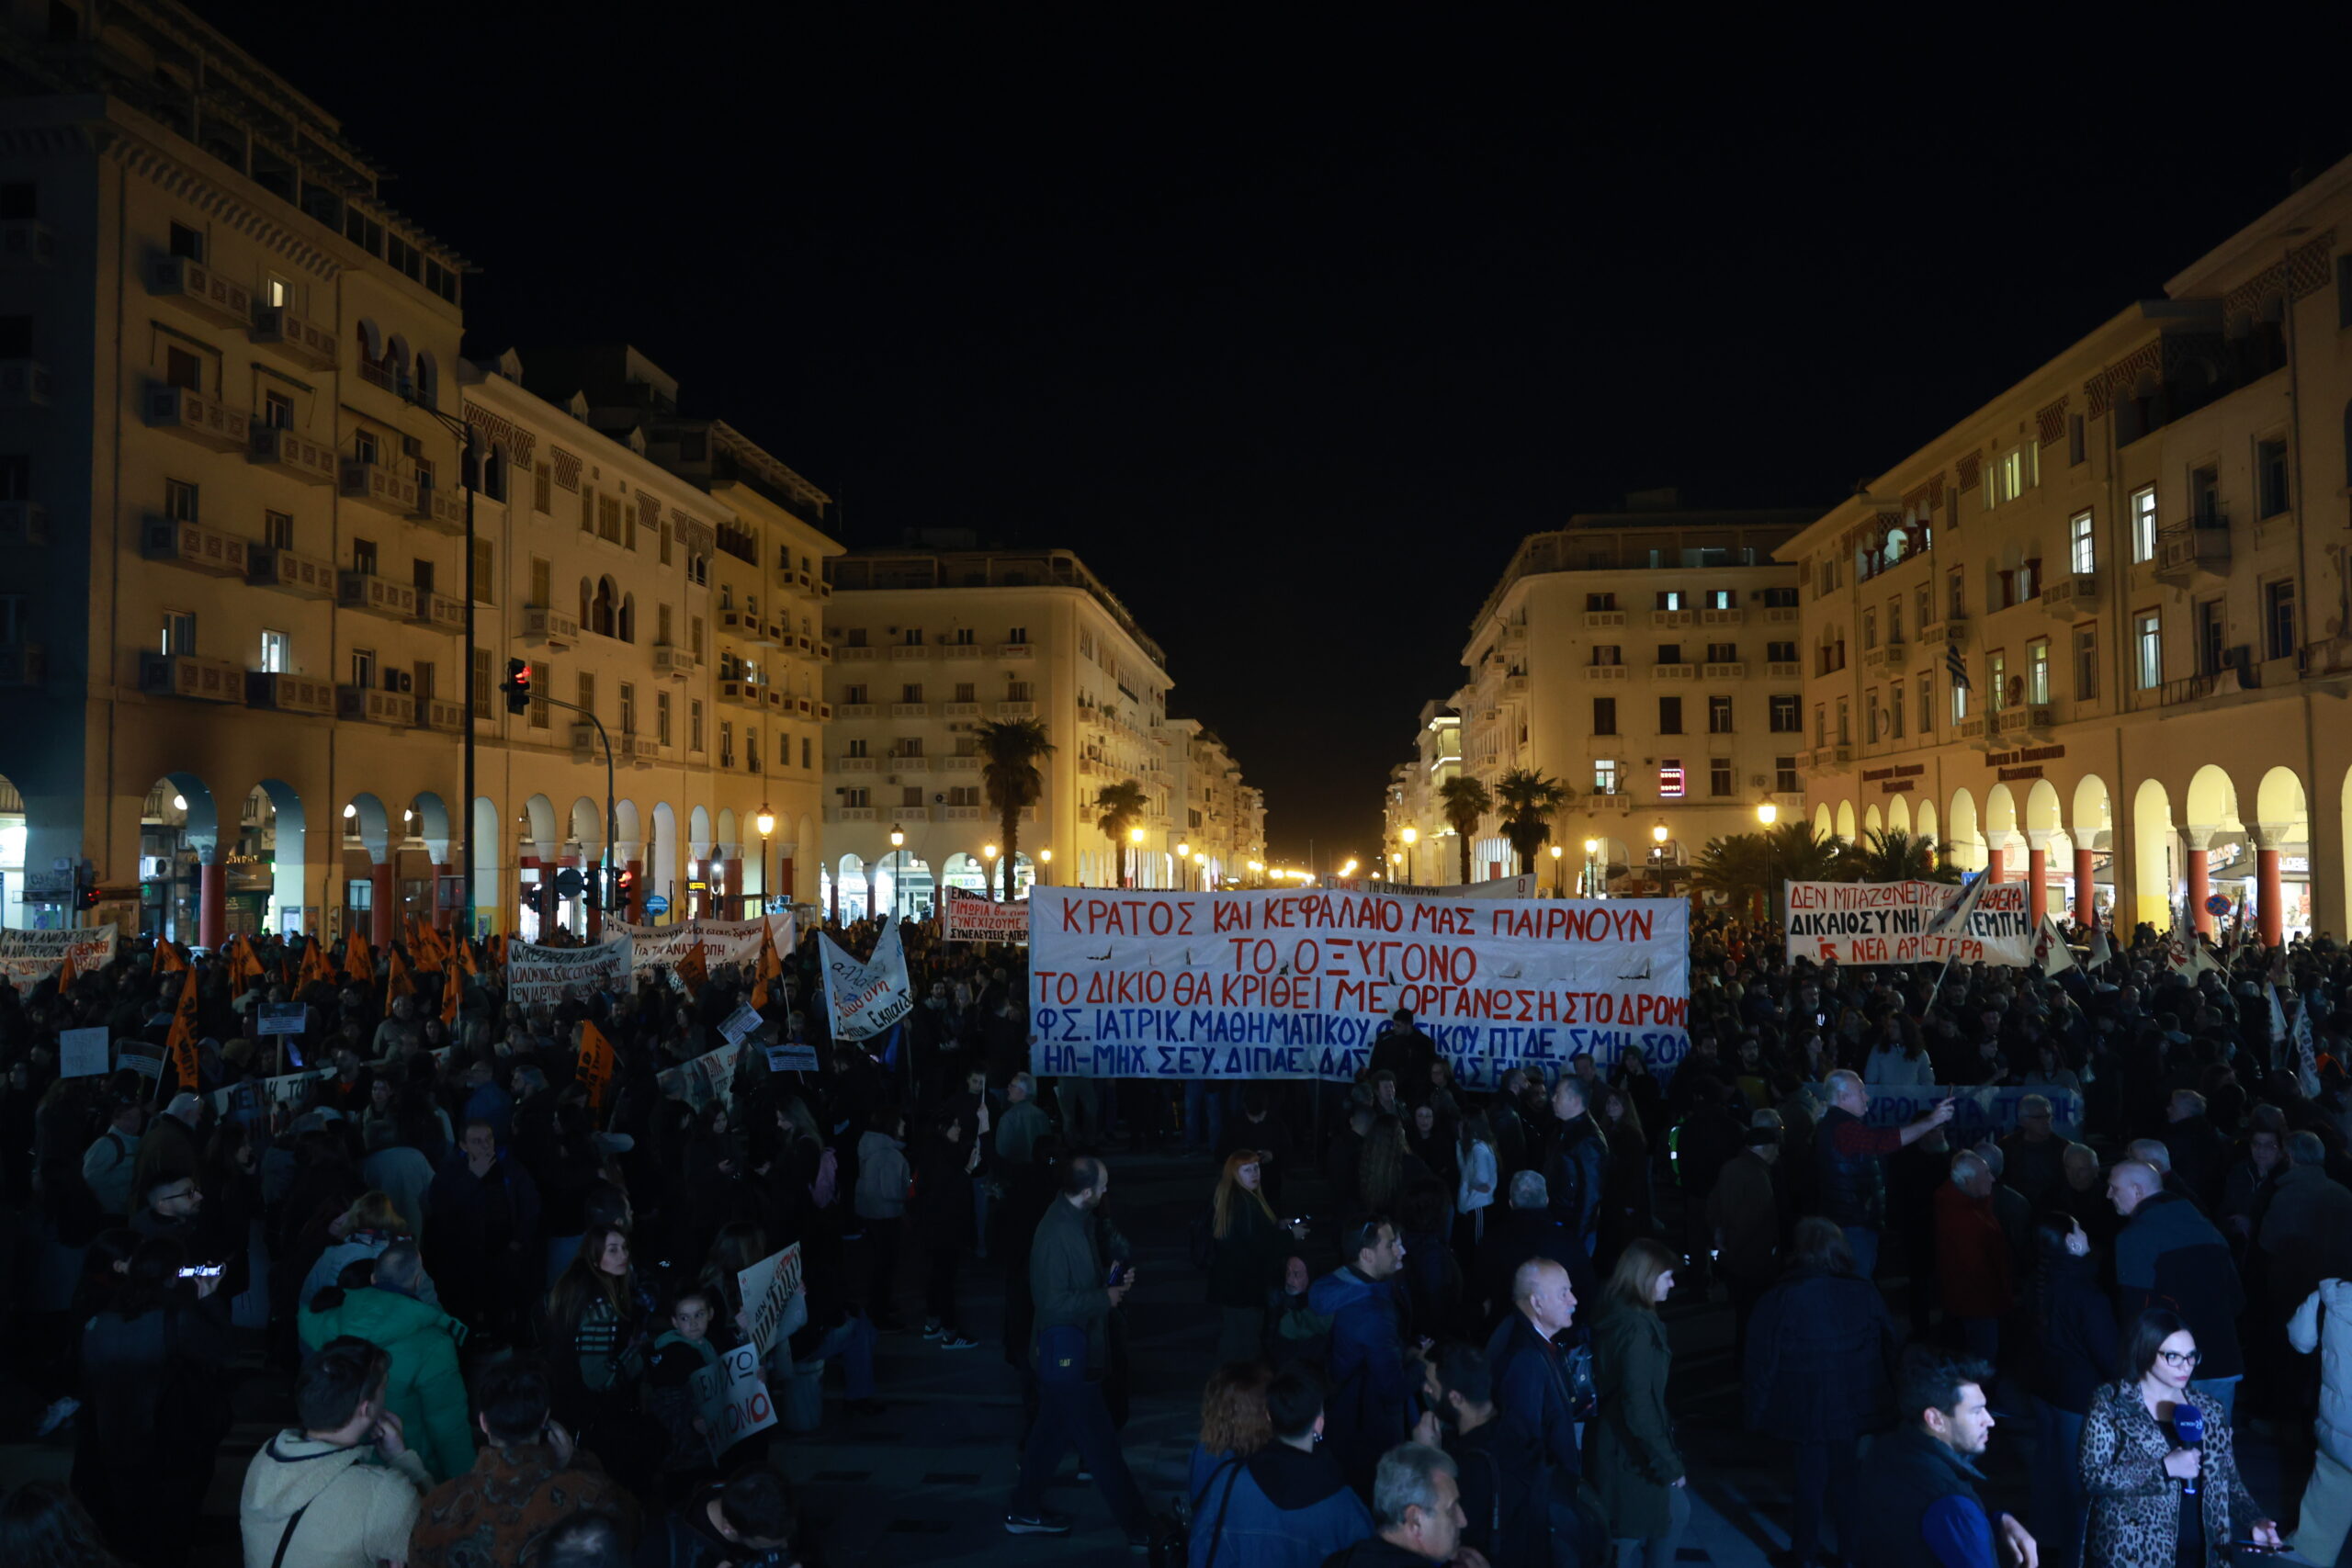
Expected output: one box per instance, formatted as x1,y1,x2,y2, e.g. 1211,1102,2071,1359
613,867,636,910
502,658,532,715
75,866,99,912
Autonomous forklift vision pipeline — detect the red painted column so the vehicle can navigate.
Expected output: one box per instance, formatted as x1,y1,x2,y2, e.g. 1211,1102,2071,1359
626,858,645,922
2028,844,2047,921
723,856,744,919
198,857,227,949
2188,846,2212,935
370,862,396,946
2075,846,2097,927
2258,845,2284,949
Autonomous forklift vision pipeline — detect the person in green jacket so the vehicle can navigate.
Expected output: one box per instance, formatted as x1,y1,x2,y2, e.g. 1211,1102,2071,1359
1588,1236,1689,1568
298,1240,475,1484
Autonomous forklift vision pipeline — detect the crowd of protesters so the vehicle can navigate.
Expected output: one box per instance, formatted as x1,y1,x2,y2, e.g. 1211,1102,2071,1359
5,897,2352,1566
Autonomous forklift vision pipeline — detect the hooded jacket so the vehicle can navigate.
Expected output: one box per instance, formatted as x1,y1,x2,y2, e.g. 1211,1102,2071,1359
299,1286,475,1483
1188,1442,1373,1568
1309,1266,1414,1484
853,1129,910,1219
238,1433,431,1568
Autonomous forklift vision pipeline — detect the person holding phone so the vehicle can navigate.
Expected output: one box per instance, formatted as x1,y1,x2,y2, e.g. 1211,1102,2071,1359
2079,1308,2281,1566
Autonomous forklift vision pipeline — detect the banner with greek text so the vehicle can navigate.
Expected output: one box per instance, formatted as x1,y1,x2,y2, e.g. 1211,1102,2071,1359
942,886,1030,943
820,919,915,1043
737,1242,804,1359
691,1341,777,1456
611,914,796,975
0,926,119,992
1815,1080,2086,1142
1029,887,1687,1088
505,935,634,1005
656,1041,741,1113
210,1066,334,1122
1783,879,2037,967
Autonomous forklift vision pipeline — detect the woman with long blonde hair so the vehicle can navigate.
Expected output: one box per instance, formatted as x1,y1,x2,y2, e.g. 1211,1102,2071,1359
1207,1151,1303,1365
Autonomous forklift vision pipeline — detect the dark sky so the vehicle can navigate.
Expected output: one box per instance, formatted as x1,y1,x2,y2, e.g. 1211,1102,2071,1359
193,5,2348,864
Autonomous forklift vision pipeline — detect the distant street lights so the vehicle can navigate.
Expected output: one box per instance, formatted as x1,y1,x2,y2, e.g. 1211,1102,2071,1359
1177,840,1191,891
1583,837,1602,899
1549,841,1565,897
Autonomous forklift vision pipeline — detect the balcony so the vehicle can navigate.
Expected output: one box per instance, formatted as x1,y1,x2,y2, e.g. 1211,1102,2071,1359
763,688,786,712
816,640,833,661
827,806,878,823
818,702,832,719
1702,661,1747,680
336,685,415,726
718,678,763,709
997,700,1037,717
1767,660,1804,681
2128,671,2239,713
1919,613,1967,644
836,703,877,718
1804,743,1853,771
570,723,601,761
749,620,782,649
247,423,336,484
890,755,931,773
0,643,43,686
1582,610,1625,629
793,696,815,716
2154,525,2230,583
0,500,49,546
414,592,465,633
410,479,464,535
1763,606,1800,624
996,642,1034,660
0,218,55,267
1650,662,1696,681
837,644,876,660
1700,606,1745,626
888,643,929,660
2042,574,2100,615
817,580,832,600
0,358,51,409
1582,664,1629,682
943,806,984,821
248,303,338,369
147,255,251,326
140,650,244,703
340,459,419,517
1498,625,1527,650
890,701,929,717
144,385,250,450
418,696,465,733
836,756,879,773
1861,643,1905,671
243,671,333,715
942,640,983,660
1956,716,1989,743
522,605,579,649
1502,675,1529,697
141,516,250,577
337,572,417,621
1991,704,2057,738
718,609,757,640
246,547,335,599
1651,609,1694,628
652,643,694,681
942,755,980,772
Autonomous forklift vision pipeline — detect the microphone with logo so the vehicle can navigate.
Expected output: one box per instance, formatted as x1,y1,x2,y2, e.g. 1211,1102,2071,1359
2173,1404,2203,1498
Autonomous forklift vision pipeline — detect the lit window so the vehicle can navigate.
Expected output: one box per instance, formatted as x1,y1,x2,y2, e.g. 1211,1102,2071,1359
2070,510,2096,575
2131,487,2157,563
260,629,288,672
2135,611,2163,690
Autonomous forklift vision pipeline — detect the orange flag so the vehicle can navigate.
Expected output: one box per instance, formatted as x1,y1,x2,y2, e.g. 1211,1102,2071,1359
56,952,77,992
456,933,480,978
345,927,373,984
751,917,783,1010
384,945,415,1012
229,935,266,999
576,1019,617,1113
676,940,709,998
164,965,200,1089
441,964,462,1029
298,935,328,989
155,939,188,976
418,921,447,972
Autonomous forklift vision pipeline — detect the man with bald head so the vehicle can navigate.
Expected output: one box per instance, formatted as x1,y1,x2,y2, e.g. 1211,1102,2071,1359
1815,1067,1955,1280
2110,1156,2248,1415
1483,1258,1602,1564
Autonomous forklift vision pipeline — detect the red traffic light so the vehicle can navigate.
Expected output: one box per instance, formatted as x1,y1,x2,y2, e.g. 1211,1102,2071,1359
502,657,533,715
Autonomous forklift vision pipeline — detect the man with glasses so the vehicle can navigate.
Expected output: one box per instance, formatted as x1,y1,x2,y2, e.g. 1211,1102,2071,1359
2109,1159,2247,1416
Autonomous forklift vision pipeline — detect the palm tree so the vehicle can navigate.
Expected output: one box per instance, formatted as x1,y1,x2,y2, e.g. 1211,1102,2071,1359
976,718,1055,900
1436,775,1494,885
1694,823,1851,918
1093,780,1151,886
1493,767,1571,876
1848,828,1959,884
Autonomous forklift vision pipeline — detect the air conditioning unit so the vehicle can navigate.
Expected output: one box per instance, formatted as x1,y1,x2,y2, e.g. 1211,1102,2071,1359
392,671,413,693
1750,773,1769,788
933,792,946,804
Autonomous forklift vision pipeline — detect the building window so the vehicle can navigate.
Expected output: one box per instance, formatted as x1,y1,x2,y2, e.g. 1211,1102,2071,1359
350,646,375,689
352,536,378,576
1592,696,1617,735
262,389,293,429
1591,644,1622,667
1766,640,1796,663
900,682,922,703
1860,609,1877,649
1657,696,1683,735
2027,639,2050,705
1585,592,1616,611
2259,439,2290,518
1007,626,1028,644
1813,705,1826,746
1706,642,1736,662
1947,568,1965,621
1889,680,1905,738
901,626,923,646
1836,696,1850,743
1769,694,1799,732
719,722,734,769
802,736,812,771
2131,486,2157,561
1886,597,1904,644
1762,586,1798,608
954,682,977,703
1918,674,1935,733
1657,643,1683,665
1592,759,1619,795
952,626,976,646
1710,758,1734,797
1707,694,1733,733
689,700,704,752
1705,589,1734,610
2075,625,2099,702
164,478,198,523
259,628,287,672
898,737,924,758
1915,584,1931,637
2267,579,2297,661
1656,590,1684,611
1007,680,1033,701
157,608,194,656
2068,414,2086,467
1775,756,1800,794
529,660,551,728
619,682,636,736
1951,671,1969,722
1987,649,2007,712
167,220,204,262
162,345,202,392
2135,610,2163,690
2070,510,2096,575
842,788,870,809
656,691,673,746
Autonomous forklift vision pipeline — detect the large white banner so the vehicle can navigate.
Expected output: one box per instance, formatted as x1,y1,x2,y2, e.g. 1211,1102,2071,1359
942,886,1029,943
0,925,119,991
506,935,634,1004
1784,880,2037,966
1029,887,1688,1088
611,914,795,974
820,919,914,1043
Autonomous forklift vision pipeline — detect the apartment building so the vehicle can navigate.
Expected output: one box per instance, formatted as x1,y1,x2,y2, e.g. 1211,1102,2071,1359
821,542,1257,912
1162,718,1266,888
1383,699,1460,885
1785,153,2352,940
1442,496,1813,891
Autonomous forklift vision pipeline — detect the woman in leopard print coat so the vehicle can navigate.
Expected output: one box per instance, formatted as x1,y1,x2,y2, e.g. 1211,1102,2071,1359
2079,1308,2280,1566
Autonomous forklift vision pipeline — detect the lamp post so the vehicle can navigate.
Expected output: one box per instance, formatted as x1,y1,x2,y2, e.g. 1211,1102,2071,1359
755,805,775,918
1177,840,1191,892
1128,825,1145,889
1584,837,1602,899
1194,851,1208,890
1549,841,1564,897
1649,819,1670,896
1757,800,1781,927
1400,824,1418,883
888,824,905,921
1038,847,1052,886
983,842,1000,899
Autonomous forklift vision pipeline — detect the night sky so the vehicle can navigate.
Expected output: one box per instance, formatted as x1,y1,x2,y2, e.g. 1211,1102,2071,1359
190,5,2348,864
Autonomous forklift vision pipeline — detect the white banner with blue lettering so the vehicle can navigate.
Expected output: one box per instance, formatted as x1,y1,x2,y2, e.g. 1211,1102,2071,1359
1029,886,1688,1088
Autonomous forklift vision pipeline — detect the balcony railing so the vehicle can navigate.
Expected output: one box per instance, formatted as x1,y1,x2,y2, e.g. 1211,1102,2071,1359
2042,573,2099,614
410,479,464,535
340,459,418,517
250,304,337,370
997,642,1034,659
0,499,48,546
888,643,928,660
337,572,417,620
522,605,579,649
1581,664,1629,682
1582,610,1625,628
2154,524,2230,582
247,547,336,599
248,423,336,484
1651,609,1694,627
997,700,1036,717
147,255,251,326
0,358,51,409
414,592,466,633
338,685,417,726
837,644,876,660
1651,663,1696,681
1702,661,1747,679
0,218,56,268
652,643,694,679
144,385,249,450
1700,607,1744,626
141,517,250,577
140,651,243,704
244,671,333,716
418,697,465,733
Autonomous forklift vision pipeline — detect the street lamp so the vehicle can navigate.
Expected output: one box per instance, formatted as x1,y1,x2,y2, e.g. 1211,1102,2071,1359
1177,840,1191,892
1757,800,1780,927
1584,837,1602,900
983,842,999,899
1549,841,1564,897
889,824,905,921
755,804,775,919
1128,824,1145,889
1038,847,1052,886
1400,824,1418,882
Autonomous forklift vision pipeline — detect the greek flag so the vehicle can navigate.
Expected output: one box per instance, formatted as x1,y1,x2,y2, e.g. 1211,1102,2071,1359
1945,639,1972,690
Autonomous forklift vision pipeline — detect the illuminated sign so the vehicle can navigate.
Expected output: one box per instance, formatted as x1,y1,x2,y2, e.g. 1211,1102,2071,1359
1657,764,1685,798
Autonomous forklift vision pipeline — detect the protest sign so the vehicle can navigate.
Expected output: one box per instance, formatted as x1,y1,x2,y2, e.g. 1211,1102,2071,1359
209,1066,334,1121
612,914,795,976
576,1021,617,1113
942,886,1030,943
766,1043,820,1073
820,919,915,1043
58,1026,110,1077
657,1041,741,1113
254,1002,308,1037
119,1040,164,1080
0,925,119,992
1028,887,1689,1089
505,935,633,1005
1818,1080,2086,1142
1783,879,2037,967
735,1242,804,1359
718,1003,764,1047
689,1342,776,1456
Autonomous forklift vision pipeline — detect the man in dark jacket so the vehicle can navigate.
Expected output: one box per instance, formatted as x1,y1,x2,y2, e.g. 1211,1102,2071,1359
1815,1069,1953,1280
2161,1089,2227,1208
1484,1258,1602,1566
1432,1342,1547,1568
1544,1078,1606,1257
1320,1443,1471,1568
1309,1215,1420,1493
1006,1156,1148,1544
2255,1134,2352,1325
631,1462,795,1568
1839,1348,2036,1568
424,1118,542,1344
2109,1158,2246,1411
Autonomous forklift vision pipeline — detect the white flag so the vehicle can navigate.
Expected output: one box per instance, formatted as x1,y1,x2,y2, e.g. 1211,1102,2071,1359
2292,994,2323,1099
2038,918,2077,977
818,918,915,1043
2086,908,2113,971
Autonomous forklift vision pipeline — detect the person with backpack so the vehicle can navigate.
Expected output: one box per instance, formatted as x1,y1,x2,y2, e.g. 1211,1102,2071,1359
238,1338,432,1568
